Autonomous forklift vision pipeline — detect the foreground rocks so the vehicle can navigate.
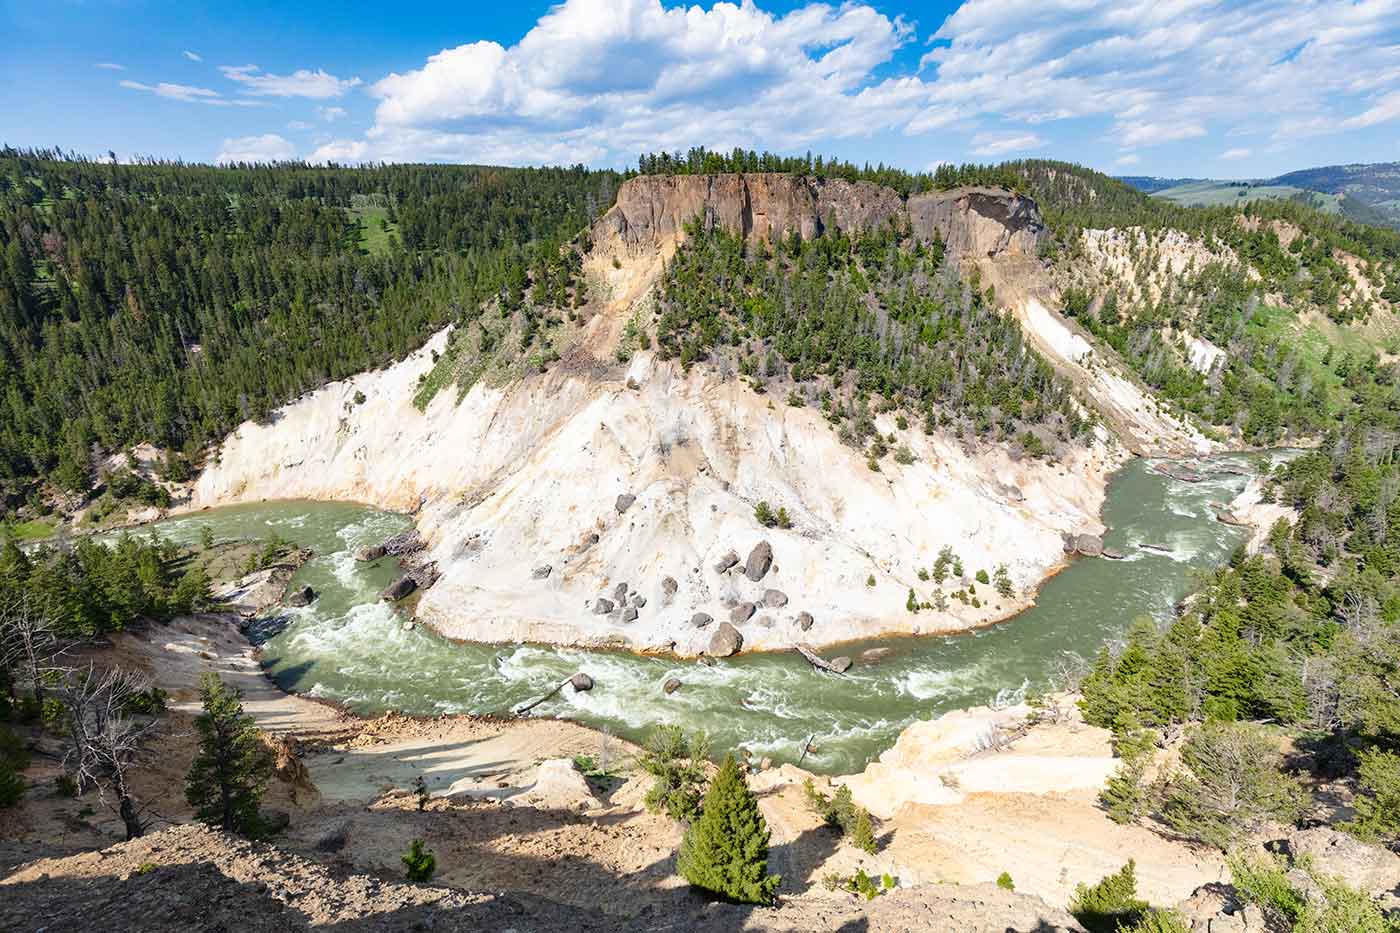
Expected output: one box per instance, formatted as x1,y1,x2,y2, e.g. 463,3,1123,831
707,622,744,657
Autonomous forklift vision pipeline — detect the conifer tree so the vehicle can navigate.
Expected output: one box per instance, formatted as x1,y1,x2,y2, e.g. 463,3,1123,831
185,673,272,836
850,805,877,854
678,754,781,905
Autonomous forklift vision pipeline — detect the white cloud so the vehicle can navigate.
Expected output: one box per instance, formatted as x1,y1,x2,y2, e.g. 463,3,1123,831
183,50,203,63
970,131,1045,156
1221,147,1251,160
220,65,362,99
318,106,348,122
287,120,313,130
217,133,296,164
1115,153,1141,166
94,62,125,71
120,80,258,106
1342,89,1400,130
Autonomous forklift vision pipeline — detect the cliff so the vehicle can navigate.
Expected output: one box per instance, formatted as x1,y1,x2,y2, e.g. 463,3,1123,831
594,172,1044,259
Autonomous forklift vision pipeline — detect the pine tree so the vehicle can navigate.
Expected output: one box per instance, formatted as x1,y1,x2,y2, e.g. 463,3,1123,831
850,806,877,854
678,754,781,905
1101,726,1155,825
185,673,272,836
402,839,436,882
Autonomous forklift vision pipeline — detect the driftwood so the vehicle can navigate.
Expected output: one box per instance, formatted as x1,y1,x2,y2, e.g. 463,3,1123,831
794,643,845,675
514,673,592,714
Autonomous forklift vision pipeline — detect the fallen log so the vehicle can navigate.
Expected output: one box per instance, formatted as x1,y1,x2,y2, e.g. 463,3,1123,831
794,643,846,675
514,672,593,715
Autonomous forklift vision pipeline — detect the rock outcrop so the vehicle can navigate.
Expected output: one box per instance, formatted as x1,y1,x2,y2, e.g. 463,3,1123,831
708,622,743,657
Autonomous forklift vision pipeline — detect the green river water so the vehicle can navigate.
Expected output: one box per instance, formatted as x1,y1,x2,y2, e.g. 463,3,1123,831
141,454,1272,774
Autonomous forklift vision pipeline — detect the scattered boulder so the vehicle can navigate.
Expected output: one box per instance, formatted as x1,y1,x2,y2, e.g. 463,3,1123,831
613,582,629,603
592,598,615,615
518,758,599,812
663,677,682,695
615,493,636,513
353,544,386,562
744,541,774,581
1102,548,1126,560
621,606,639,623
708,622,744,657
314,820,351,853
284,585,316,608
1073,533,1104,558
714,550,740,574
569,673,594,692
730,602,757,623
382,529,426,556
762,588,788,608
691,611,714,628
861,647,892,663
661,576,679,604
379,576,417,601
532,565,552,580
830,656,853,673
796,611,814,631
1276,827,1400,894
631,595,647,608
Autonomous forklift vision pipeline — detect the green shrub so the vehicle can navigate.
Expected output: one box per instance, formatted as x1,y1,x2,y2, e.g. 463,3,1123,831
54,774,78,798
639,725,709,823
906,588,920,613
1100,728,1156,825
754,500,776,527
678,755,780,905
866,574,875,587
1069,860,1149,933
996,871,1015,891
402,839,436,882
1118,910,1192,933
1342,748,1400,845
0,763,24,808
975,569,990,585
1229,852,1397,932
841,867,895,900
850,806,877,854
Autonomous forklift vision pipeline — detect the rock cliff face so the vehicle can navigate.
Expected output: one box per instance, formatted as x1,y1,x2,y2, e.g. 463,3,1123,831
594,173,1043,259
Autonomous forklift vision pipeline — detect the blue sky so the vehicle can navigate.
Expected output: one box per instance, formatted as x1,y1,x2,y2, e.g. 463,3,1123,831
2,0,1398,178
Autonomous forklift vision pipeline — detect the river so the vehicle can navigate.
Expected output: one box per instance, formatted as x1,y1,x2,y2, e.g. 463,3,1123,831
142,454,1270,774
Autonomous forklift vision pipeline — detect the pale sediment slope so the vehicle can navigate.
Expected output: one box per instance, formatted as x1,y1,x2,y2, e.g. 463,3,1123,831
190,173,1131,655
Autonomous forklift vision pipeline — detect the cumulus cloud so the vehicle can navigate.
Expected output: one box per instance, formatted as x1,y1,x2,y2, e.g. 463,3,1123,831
120,80,257,106
970,131,1045,156
1221,147,1251,160
183,50,203,62
309,0,1400,166
1115,153,1141,166
287,120,313,130
220,65,361,99
317,105,348,122
217,133,296,164
94,62,125,71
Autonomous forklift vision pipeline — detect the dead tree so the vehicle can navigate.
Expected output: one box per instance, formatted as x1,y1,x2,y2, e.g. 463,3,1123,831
0,593,65,707
61,663,161,840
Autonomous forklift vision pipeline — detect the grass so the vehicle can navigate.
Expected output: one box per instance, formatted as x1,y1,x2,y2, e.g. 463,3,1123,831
1153,180,1343,214
349,198,400,257
4,519,55,541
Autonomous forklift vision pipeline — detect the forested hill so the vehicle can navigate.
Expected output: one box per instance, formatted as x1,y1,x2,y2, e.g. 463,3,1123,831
0,150,621,499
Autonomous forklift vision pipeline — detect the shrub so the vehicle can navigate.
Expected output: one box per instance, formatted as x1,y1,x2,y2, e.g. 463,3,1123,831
1118,911,1192,933
1342,748,1400,845
1100,727,1156,825
804,779,876,852
975,569,991,585
996,871,1015,891
1069,861,1149,933
841,867,895,900
906,588,920,613
639,725,709,823
754,500,776,527
850,806,877,854
0,763,23,808
775,506,792,529
1229,852,1397,932
678,755,781,905
353,390,366,405
993,564,1014,599
402,839,436,882
894,445,915,465
1162,722,1305,850
866,574,876,587
54,774,78,798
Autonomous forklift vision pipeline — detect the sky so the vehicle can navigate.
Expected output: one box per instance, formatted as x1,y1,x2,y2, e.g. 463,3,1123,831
2,0,1399,179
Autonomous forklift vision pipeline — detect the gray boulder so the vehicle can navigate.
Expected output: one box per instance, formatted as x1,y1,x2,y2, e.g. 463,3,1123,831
314,820,351,853
663,677,682,695
621,606,639,623
354,543,386,562
569,673,594,692
796,611,814,631
714,550,740,574
532,565,552,580
661,576,679,604
744,541,774,581
730,602,757,623
592,598,615,615
1074,533,1104,558
691,612,714,628
613,581,629,602
762,588,788,608
830,656,853,673
615,493,636,513
631,595,647,608
708,622,744,657
379,576,417,601
285,585,316,608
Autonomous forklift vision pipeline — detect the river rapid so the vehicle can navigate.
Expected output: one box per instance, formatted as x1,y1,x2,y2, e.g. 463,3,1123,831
143,454,1273,774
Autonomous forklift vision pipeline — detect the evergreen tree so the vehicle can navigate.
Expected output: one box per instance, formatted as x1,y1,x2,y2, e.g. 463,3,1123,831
402,839,436,882
678,754,781,905
185,673,272,836
1069,860,1149,933
850,805,877,854
1100,724,1156,825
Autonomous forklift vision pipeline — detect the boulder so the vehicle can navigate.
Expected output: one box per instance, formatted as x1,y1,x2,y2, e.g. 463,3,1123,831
830,656,853,673
1278,827,1400,894
730,602,757,623
354,543,386,562
621,606,639,623
1073,533,1104,557
532,565,552,580
663,677,682,695
762,588,788,608
615,493,636,513
613,581,629,602
382,529,425,556
379,575,417,601
691,611,714,628
714,550,740,574
631,595,647,608
569,673,594,692
592,598,615,615
284,585,316,608
861,647,892,663
796,611,814,631
744,541,774,581
517,758,599,812
708,622,744,657
661,576,679,602
314,820,351,853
